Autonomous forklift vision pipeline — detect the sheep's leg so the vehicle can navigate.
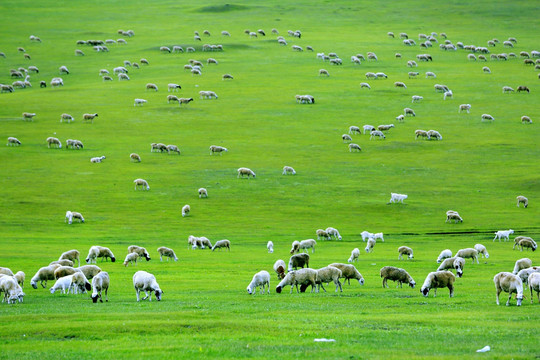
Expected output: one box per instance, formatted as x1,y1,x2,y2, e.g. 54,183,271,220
135,288,140,302
495,289,501,305
433,288,437,297
319,283,327,293
506,294,512,306
382,278,386,288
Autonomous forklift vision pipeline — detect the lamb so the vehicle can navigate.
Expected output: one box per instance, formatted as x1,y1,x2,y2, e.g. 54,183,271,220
513,258,533,274
348,248,360,263
237,167,256,178
91,271,109,303
437,256,465,277
412,95,423,103
518,238,537,252
516,196,528,208
123,253,138,266
273,260,286,280
398,246,414,260
90,156,106,163
389,193,407,203
130,153,141,162
369,131,385,140
59,250,80,266
133,271,163,301
290,240,300,254
182,204,190,217
210,145,228,155
328,263,364,285
30,264,61,289
494,272,523,306
380,266,415,288
459,104,471,113
134,178,150,190
529,273,540,303
315,266,343,292
455,248,479,264
7,137,21,146
288,253,310,271
348,126,361,135
299,239,316,253
246,270,270,295
415,130,429,140
83,113,98,123
365,238,375,253
47,137,62,148
404,108,416,116
394,81,407,88
0,276,24,303
427,130,442,140
276,269,318,294
420,271,456,297
86,246,116,263
349,143,361,152
211,240,231,251
316,229,331,240
474,244,489,259
493,229,514,242
325,227,342,240
128,245,151,261
363,125,375,134
134,99,147,106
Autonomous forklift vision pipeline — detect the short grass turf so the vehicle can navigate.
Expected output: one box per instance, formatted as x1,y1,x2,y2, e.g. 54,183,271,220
0,0,539,359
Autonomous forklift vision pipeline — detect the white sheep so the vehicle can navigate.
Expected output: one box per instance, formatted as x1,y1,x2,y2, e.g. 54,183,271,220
360,231,374,242
123,253,138,266
130,153,141,162
483,66,491,73
198,188,208,198
134,178,150,190
7,137,21,146
362,125,375,134
360,82,371,89
90,156,106,163
209,145,228,155
118,73,130,81
290,240,300,255
529,273,540,303
319,69,329,76
389,193,407,203
282,166,296,175
493,229,514,242
316,229,331,240
516,196,528,208
199,90,218,99
396,115,405,122
157,246,178,260
211,240,230,251
342,134,352,143
427,130,442,140
237,167,256,178
420,271,456,298
380,266,416,288
443,90,453,100
370,130,386,140
168,83,181,92
517,267,540,288
315,266,343,293
299,239,316,253
425,71,436,78
494,272,523,306
246,270,270,295
90,272,109,303
474,244,489,259
518,238,537,252
481,114,494,121
0,276,24,303
411,95,423,103
325,227,342,240
83,113,98,123
47,137,62,148
134,99,147,106
328,263,364,286
521,116,532,124
275,268,317,294
513,258,532,274
445,210,463,223
166,145,180,154
59,250,80,266
398,246,414,260
349,143,361,152
374,233,384,243
133,271,163,301
273,260,286,280
415,130,429,140
49,274,76,294
459,104,471,113
86,246,116,263
404,108,416,117
348,248,360,263
455,248,479,264
348,126,361,135
182,204,190,217
365,238,375,253
267,241,274,253
437,257,465,278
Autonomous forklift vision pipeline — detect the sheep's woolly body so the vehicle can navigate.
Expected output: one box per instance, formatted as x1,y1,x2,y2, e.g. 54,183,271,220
493,272,523,306
380,266,415,288
288,253,310,271
91,272,110,303
315,266,343,292
437,256,465,277
77,265,102,280
513,258,533,274
86,246,116,264
421,271,456,297
247,270,270,295
211,240,231,251
157,246,178,260
455,248,479,264
275,268,317,294
133,271,162,301
398,246,414,260
128,245,151,261
59,250,80,266
329,263,364,285
30,264,61,289
436,249,452,263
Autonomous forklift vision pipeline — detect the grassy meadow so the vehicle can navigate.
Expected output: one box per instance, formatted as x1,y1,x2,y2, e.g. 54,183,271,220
0,0,539,358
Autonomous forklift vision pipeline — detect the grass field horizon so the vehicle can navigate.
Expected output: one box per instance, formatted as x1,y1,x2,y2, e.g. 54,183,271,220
0,0,539,358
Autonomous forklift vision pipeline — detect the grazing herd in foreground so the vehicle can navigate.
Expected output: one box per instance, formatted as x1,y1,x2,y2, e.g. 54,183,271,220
1,28,537,307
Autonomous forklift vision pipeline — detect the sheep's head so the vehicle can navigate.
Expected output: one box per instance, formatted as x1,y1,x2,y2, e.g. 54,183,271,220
456,269,463,278
409,279,416,288
155,289,162,301
144,254,151,261
421,286,430,297
85,282,92,291
408,254,414,259
110,257,116,263
91,294,99,303
31,280,37,289
516,294,523,306
247,285,254,295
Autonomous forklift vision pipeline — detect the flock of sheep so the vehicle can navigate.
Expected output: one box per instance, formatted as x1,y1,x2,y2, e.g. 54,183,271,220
1,27,537,308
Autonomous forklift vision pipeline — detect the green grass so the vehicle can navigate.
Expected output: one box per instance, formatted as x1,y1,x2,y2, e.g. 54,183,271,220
0,0,539,358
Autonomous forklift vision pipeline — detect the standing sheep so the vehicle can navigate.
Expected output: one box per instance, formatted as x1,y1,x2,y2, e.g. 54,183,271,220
134,178,150,190
474,244,490,259
348,248,360,263
494,272,523,306
273,260,287,280
316,229,331,240
513,258,532,274
436,249,452,263
267,241,274,253
288,253,310,271
246,270,270,295
91,271,109,303
128,245,151,261
282,166,296,175
455,248,479,264
29,264,61,289
314,266,343,292
157,246,178,260
528,273,540,303
437,256,465,277
275,268,317,294
328,263,364,286
420,271,456,298
299,239,316,253
59,250,80,266
380,266,415,288
516,196,528,208
211,240,231,251
182,204,190,217
365,238,376,253
237,167,256,178
77,265,101,280
198,188,208,198
398,246,414,260
123,253,139,267
133,271,163,301
85,246,116,263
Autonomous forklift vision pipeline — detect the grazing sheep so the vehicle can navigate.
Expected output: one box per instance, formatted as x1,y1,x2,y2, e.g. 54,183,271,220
299,239,316,253
513,258,533,274
517,267,540,288
90,272,109,303
30,264,61,289
316,229,331,240
157,246,178,260
146,83,158,91
167,95,179,104
365,72,377,79
237,167,256,178
319,69,329,76
315,266,343,293
59,65,70,75
129,153,141,163
398,246,414,260
290,240,300,255
459,104,471,113
60,113,74,123
443,90,453,100
0,267,14,277
348,248,360,263
198,188,208,198
83,113,98,123
59,250,80,266
408,72,419,79
167,83,181,92
118,73,130,81
49,274,80,294
380,266,415,288
389,193,407,203
502,86,514,93
529,273,540,303
264,241,274,254
7,137,21,146
415,130,429,140
363,125,375,134
160,46,171,53
273,260,286,280
436,249,453,263
178,97,194,106
348,126,361,135
288,253,309,271
134,99,147,106
133,271,163,301
365,238,376,253
246,270,271,295
482,66,491,73
127,245,151,262
377,124,394,132
209,145,227,155
123,252,138,267
494,272,523,306
404,108,416,117
199,90,218,99
295,94,315,104
474,244,489,259
276,268,317,294
434,84,449,92
54,266,79,280
222,74,234,80
166,145,180,154
211,240,231,251
456,248,479,264
329,263,364,286
425,71,437,78
437,257,465,278
85,246,116,264
513,236,535,250
517,86,530,93
494,229,514,242
518,238,537,252
360,231,374,242
76,265,101,280
47,137,62,148
396,115,405,122
349,143,362,152
182,204,190,217
49,259,73,267
90,156,106,163
342,134,352,143
521,116,532,124
325,227,342,241
516,195,528,208
446,210,463,223
411,95,423,103
0,276,24,303
360,82,371,89
427,130,442,140
407,60,418,68
421,271,455,298
134,178,150,190
369,131,385,140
